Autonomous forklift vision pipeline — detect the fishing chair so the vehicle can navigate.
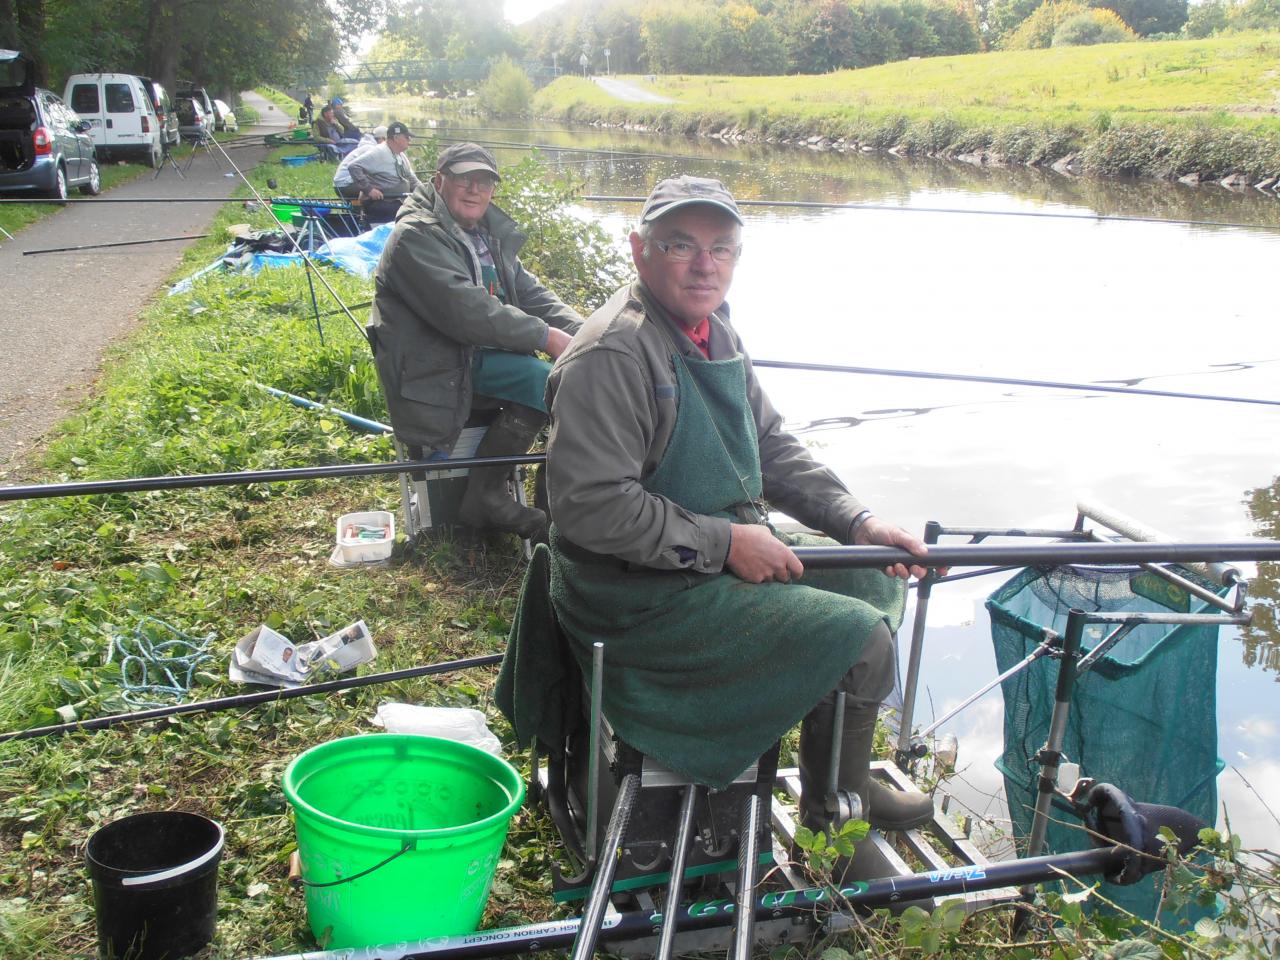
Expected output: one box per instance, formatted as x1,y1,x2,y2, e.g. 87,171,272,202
535,652,782,960
391,405,535,550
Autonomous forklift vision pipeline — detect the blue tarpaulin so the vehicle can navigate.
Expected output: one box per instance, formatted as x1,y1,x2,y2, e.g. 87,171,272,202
169,222,393,295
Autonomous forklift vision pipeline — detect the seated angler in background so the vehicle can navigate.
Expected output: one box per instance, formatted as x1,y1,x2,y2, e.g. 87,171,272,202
537,175,938,856
329,97,361,138
333,126,386,201
367,143,584,538
312,105,359,158
346,122,421,224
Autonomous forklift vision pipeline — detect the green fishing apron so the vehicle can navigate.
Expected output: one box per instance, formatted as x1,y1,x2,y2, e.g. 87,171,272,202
548,346,904,790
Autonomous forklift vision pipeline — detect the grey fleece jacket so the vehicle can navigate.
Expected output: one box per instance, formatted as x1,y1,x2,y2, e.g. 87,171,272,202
368,182,583,451
347,142,422,196
545,281,870,573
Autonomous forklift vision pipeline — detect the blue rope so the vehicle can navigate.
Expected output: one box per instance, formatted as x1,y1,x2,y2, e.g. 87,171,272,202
109,617,217,706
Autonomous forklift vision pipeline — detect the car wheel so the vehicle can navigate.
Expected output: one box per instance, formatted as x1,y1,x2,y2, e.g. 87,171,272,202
79,158,102,196
47,164,69,202
148,142,162,169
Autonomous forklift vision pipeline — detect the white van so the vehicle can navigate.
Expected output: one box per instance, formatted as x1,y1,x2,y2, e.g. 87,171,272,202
63,73,163,167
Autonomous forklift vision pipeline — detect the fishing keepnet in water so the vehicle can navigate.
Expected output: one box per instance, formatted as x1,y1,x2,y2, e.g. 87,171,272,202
987,564,1226,922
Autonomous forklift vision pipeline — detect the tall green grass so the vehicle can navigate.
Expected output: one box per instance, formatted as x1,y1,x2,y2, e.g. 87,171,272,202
536,33,1280,180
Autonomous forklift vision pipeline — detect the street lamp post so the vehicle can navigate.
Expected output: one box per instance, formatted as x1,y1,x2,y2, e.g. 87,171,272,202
552,52,558,76
604,47,611,75
579,51,588,78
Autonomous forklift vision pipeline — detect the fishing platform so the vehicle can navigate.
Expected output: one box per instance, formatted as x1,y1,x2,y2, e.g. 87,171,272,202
520,498,1254,958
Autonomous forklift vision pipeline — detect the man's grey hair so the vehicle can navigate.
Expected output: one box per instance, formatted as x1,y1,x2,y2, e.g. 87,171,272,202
636,220,653,259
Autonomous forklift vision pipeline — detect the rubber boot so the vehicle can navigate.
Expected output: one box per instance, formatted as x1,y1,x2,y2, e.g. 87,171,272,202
799,699,935,834
457,403,548,538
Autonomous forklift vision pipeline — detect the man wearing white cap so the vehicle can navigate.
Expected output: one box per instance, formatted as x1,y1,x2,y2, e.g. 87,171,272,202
529,175,937,858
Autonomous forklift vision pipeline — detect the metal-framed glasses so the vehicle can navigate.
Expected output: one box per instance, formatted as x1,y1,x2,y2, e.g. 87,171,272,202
446,171,497,193
653,239,742,263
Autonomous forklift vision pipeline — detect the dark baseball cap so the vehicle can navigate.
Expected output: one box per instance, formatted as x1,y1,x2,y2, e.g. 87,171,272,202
437,141,501,181
641,176,743,225
386,121,412,139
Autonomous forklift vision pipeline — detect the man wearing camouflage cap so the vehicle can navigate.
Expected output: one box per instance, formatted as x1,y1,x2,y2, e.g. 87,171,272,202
524,175,936,858
368,142,582,538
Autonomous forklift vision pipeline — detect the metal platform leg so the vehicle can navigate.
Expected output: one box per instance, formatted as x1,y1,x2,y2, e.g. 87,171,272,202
570,773,640,960
729,791,763,960
655,784,700,960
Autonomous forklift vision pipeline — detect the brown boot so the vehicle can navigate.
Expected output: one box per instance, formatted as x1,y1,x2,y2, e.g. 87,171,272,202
457,404,547,538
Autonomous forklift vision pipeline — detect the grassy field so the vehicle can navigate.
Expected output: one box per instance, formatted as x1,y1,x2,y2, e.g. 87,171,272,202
536,33,1280,180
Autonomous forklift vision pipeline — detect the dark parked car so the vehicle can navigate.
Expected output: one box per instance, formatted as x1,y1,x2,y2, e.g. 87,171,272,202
175,96,210,142
0,49,99,199
140,76,179,147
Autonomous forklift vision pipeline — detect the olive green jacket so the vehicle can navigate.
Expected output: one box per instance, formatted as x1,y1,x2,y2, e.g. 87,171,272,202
368,182,583,451
545,281,869,572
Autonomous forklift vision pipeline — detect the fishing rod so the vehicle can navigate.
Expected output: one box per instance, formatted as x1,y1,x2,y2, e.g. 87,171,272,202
245,780,1202,960
0,453,545,502
581,194,1280,232
791,540,1280,569
206,136,369,343
752,358,1280,408
433,136,748,166
0,652,503,744
23,233,210,256
10,189,1273,233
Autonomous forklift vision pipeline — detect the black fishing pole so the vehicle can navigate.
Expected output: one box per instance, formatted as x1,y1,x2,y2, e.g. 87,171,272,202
581,194,1280,232
0,453,544,502
23,234,210,256
205,136,369,343
246,777,1202,960
0,652,503,744
752,358,1280,408
791,541,1280,569
433,136,748,167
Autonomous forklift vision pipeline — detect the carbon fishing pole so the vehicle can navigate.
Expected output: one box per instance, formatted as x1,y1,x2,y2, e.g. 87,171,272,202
752,358,1280,408
581,193,1280,232
22,234,210,256
0,652,503,744
243,836,1186,960
433,136,749,166
791,540,1280,569
0,453,545,502
206,135,369,343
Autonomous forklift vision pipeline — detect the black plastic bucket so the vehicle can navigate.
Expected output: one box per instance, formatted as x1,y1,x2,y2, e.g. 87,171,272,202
86,811,224,960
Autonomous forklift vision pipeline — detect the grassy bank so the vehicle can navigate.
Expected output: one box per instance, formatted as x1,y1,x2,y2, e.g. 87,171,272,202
1,144,1276,959
535,32,1280,183
0,146,625,957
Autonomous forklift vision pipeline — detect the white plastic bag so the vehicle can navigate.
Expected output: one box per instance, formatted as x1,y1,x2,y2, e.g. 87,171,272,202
372,703,503,756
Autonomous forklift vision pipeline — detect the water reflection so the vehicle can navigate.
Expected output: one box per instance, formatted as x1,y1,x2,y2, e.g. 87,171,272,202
1243,474,1280,679
357,100,1280,846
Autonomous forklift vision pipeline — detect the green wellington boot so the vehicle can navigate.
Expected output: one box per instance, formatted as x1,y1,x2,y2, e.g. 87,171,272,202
798,695,935,837
457,403,548,539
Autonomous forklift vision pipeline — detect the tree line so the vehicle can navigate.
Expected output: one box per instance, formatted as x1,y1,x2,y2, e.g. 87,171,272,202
0,0,386,99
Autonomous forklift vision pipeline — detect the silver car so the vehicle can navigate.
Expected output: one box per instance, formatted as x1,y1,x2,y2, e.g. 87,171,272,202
0,49,100,199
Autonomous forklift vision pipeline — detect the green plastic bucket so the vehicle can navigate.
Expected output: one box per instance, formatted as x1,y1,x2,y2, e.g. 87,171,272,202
282,734,524,949
270,202,301,226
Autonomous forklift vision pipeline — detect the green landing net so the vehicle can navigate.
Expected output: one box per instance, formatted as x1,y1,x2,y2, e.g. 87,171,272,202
987,563,1227,923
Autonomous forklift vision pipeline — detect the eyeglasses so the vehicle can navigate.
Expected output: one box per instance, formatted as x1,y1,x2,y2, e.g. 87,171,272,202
652,238,742,264
446,171,497,192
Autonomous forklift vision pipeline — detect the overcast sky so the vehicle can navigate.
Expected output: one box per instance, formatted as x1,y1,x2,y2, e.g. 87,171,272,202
505,0,562,24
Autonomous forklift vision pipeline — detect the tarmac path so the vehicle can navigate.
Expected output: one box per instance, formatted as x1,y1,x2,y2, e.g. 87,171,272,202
0,90,292,479
591,76,676,104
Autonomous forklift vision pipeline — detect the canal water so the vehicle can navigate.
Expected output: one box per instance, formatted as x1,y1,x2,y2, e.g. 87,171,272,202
365,104,1280,851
